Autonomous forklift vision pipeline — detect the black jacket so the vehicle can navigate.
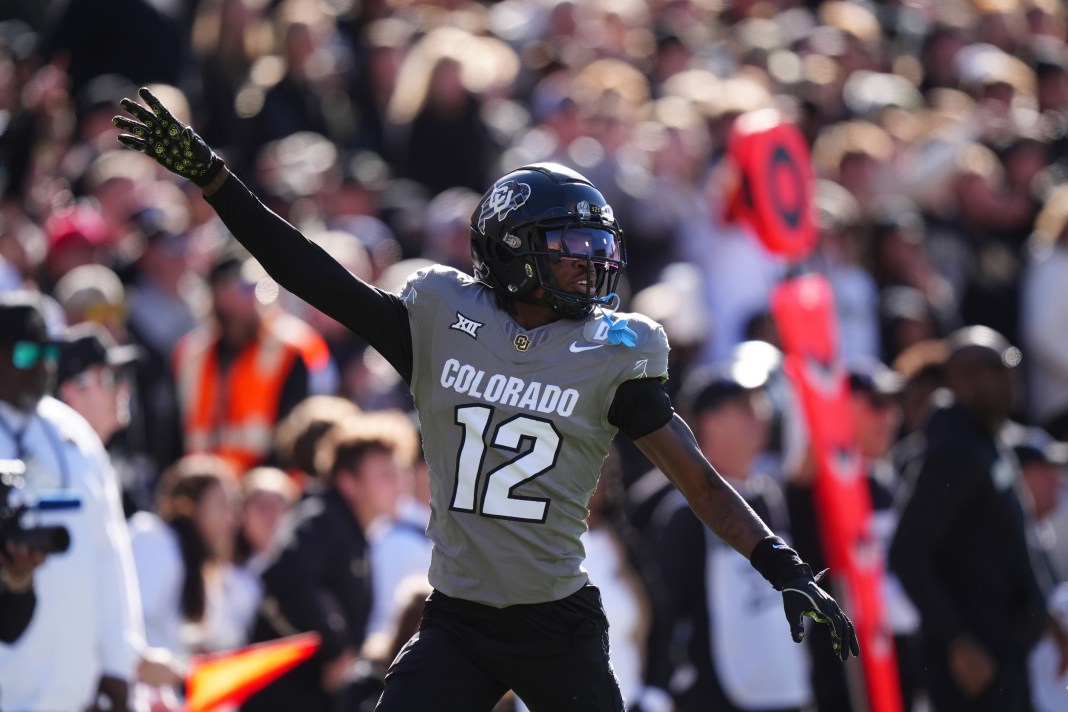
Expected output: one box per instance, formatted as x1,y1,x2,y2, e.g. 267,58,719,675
244,489,373,711
889,398,1048,658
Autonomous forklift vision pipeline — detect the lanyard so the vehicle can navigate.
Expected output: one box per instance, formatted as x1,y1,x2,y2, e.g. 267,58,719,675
0,410,71,491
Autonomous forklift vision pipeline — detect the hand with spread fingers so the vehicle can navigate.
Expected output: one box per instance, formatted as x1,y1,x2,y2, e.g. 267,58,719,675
750,535,861,661
112,87,224,186
781,568,861,661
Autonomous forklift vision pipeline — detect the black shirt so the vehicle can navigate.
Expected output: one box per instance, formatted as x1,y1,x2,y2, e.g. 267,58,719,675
889,399,1048,656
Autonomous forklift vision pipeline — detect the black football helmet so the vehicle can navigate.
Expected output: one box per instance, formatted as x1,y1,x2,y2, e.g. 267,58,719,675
470,163,626,319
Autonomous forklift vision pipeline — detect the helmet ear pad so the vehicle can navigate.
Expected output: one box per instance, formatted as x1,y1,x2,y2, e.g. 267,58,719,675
470,226,542,298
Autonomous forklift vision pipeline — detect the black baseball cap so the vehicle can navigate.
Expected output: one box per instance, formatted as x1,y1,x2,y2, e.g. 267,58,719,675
679,341,781,416
0,292,55,346
679,370,752,416
208,240,257,286
847,358,904,396
1015,440,1068,467
57,322,142,384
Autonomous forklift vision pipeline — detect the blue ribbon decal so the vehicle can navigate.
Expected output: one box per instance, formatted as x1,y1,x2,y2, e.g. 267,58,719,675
596,294,637,348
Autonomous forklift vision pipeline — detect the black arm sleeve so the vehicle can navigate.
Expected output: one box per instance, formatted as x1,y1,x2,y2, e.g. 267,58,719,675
206,174,415,383
608,378,675,439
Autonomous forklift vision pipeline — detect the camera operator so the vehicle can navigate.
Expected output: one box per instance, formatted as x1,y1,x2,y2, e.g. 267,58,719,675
0,293,144,712
0,540,44,644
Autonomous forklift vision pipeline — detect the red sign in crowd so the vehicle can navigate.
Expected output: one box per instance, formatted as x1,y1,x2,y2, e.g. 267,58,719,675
728,110,904,712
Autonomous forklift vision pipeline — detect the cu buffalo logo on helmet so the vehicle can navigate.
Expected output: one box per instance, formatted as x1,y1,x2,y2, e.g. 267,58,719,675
478,181,532,233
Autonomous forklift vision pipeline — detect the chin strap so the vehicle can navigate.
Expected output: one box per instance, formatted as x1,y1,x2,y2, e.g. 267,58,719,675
595,294,637,348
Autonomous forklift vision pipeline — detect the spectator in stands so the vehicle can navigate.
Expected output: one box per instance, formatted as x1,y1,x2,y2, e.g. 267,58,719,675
40,204,111,293
0,205,47,291
384,27,510,195
846,359,924,710
55,321,151,515
81,148,157,258
272,394,361,490
172,248,332,473
1006,426,1068,712
187,0,273,162
242,7,339,153
36,0,183,96
55,323,139,448
232,465,299,580
52,263,129,342
813,179,880,363
53,267,160,502
364,409,429,638
128,453,255,658
421,187,482,270
891,338,950,440
244,412,410,712
125,199,205,474
878,285,942,368
1020,182,1068,441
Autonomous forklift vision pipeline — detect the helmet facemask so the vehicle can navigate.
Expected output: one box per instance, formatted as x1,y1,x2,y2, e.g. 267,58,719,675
529,221,626,319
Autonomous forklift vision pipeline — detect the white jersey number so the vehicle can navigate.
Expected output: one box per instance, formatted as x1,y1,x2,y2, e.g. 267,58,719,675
450,404,561,523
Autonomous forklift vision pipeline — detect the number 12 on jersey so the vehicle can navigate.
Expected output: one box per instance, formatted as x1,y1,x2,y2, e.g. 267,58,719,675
450,404,562,523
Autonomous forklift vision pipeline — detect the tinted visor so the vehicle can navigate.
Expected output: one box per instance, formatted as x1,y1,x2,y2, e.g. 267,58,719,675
545,227,621,261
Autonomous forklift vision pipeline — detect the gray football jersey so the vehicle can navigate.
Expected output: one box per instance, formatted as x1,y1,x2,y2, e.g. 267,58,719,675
401,265,670,607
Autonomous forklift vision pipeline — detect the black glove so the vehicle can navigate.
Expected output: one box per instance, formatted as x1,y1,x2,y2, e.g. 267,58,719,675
112,87,224,186
750,536,861,661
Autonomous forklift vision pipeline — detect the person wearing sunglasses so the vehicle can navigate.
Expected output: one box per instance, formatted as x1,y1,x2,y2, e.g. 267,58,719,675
2,329,60,415
0,292,144,712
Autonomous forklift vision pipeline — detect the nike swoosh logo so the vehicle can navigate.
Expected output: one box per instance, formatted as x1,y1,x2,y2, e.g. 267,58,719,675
569,342,604,353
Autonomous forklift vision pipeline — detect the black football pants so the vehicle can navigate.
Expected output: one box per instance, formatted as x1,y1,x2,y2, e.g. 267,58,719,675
374,586,624,712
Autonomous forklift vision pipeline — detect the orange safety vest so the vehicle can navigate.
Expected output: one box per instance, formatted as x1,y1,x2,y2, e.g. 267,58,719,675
174,312,330,474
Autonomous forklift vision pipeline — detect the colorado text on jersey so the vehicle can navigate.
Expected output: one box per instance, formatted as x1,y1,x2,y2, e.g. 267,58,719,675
439,358,579,417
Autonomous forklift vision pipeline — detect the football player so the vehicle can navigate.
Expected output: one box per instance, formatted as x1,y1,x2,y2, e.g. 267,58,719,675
115,87,858,712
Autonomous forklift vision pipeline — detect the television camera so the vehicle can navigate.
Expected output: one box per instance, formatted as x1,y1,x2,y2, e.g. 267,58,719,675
0,459,80,554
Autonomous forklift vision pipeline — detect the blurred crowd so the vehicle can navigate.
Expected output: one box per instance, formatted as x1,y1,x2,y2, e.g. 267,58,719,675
2,0,1068,710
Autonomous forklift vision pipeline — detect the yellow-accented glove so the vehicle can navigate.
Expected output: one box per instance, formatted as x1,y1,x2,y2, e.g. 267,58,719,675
112,87,224,186
750,535,861,661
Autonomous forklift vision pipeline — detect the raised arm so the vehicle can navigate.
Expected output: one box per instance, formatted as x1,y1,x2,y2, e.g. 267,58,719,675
635,413,860,661
203,169,413,379
113,88,414,381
